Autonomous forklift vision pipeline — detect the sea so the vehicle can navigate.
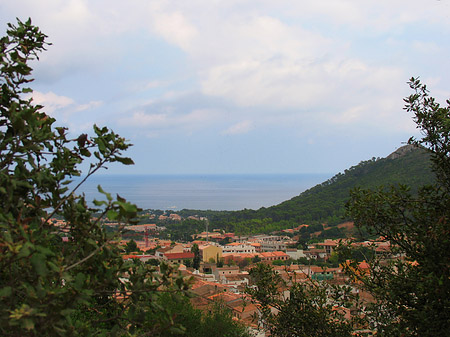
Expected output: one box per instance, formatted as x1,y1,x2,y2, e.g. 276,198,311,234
74,173,331,211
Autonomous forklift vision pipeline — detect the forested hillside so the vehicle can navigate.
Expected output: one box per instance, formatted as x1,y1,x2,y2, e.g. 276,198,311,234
179,145,434,234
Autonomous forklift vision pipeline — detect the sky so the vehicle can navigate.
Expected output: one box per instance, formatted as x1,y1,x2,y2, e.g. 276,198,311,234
1,1,449,175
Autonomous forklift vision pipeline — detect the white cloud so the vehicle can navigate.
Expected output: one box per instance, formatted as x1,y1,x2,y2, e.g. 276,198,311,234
222,120,254,135
32,91,74,114
32,91,103,116
152,11,198,51
2,0,449,173
125,111,168,127
120,107,223,135
74,101,103,112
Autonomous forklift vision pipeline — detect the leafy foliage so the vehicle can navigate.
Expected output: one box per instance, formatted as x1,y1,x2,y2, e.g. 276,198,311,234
346,78,450,336
191,243,201,270
0,19,189,336
246,264,354,337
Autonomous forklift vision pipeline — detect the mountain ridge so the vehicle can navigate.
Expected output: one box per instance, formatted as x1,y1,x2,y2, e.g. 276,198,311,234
178,145,435,234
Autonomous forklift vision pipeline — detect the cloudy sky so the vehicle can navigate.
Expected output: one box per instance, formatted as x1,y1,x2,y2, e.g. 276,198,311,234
1,1,449,175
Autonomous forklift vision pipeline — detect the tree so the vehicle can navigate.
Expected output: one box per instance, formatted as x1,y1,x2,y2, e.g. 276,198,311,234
246,264,354,337
142,293,251,337
346,78,450,336
251,255,261,264
124,239,141,254
0,19,188,336
191,243,201,270
216,254,224,267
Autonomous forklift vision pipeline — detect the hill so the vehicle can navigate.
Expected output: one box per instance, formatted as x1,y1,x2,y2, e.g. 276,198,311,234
179,145,435,234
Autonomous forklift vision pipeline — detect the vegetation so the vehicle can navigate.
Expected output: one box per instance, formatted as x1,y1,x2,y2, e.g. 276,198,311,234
178,146,434,235
246,264,354,337
146,293,251,337
345,78,450,336
244,79,449,337
0,19,249,336
124,239,141,254
191,243,201,270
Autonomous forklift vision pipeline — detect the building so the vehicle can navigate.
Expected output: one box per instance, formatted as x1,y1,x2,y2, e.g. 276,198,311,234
317,239,339,256
285,248,305,260
259,251,290,262
200,244,223,263
222,242,256,254
252,235,290,252
164,252,195,265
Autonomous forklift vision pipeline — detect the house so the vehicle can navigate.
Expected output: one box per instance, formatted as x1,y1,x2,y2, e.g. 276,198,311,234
214,266,240,278
252,235,290,252
304,248,327,260
155,244,184,258
199,244,223,263
164,252,195,265
168,213,182,221
222,242,256,254
317,239,339,256
259,251,289,262
220,274,250,287
249,242,262,252
285,248,305,260
221,253,258,265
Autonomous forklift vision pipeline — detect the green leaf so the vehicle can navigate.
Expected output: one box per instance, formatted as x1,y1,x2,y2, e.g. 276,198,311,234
97,185,112,201
93,199,106,206
0,286,12,297
106,209,118,220
23,318,35,330
80,148,91,157
36,245,54,256
115,156,134,165
30,253,48,277
17,241,35,258
74,272,85,291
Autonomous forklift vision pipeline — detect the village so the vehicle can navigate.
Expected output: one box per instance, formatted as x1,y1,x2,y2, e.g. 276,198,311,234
50,214,394,336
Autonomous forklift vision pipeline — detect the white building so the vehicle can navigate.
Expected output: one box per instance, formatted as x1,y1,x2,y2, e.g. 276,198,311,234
222,242,256,254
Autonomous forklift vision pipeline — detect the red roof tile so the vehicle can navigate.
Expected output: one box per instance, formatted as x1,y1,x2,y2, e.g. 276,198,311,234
165,252,195,260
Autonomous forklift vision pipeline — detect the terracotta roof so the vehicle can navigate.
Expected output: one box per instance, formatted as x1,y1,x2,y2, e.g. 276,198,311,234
223,274,249,281
272,251,289,256
122,254,140,260
310,266,329,273
208,292,240,303
165,252,195,260
318,240,338,246
157,247,173,253
359,261,370,269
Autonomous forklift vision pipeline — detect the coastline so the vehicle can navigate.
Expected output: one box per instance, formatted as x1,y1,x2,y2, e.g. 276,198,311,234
74,173,332,211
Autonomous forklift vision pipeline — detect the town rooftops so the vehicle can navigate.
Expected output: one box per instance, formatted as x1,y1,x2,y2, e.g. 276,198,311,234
164,252,195,260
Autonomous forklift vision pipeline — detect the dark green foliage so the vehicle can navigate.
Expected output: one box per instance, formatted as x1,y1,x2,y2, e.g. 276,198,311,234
179,146,434,235
124,239,141,253
191,243,201,270
0,19,189,336
145,293,251,337
246,264,354,337
346,78,450,336
160,218,206,242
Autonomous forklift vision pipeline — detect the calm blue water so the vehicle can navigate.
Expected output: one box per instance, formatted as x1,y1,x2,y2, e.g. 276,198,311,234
73,174,331,211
